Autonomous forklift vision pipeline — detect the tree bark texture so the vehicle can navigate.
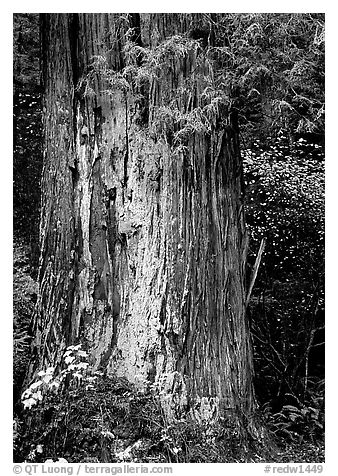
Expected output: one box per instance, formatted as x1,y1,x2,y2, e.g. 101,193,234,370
32,13,256,427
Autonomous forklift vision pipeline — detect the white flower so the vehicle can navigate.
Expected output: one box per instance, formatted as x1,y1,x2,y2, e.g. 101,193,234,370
23,397,37,409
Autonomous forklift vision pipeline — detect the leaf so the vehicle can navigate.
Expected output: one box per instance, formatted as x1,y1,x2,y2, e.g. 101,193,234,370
23,397,37,409
73,372,83,380
42,374,53,384
64,355,75,365
76,362,89,370
36,445,43,453
30,381,43,390
282,405,302,413
35,390,43,401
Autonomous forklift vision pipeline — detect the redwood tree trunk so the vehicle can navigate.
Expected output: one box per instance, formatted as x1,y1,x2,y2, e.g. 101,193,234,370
31,13,257,429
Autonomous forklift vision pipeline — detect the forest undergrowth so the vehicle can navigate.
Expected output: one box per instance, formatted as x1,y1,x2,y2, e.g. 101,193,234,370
13,242,324,464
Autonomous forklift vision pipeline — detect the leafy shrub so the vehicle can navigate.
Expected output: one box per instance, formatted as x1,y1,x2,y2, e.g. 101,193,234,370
243,133,324,410
266,399,324,444
243,133,324,280
15,349,275,463
14,14,42,262
16,375,163,462
13,241,38,400
21,344,90,409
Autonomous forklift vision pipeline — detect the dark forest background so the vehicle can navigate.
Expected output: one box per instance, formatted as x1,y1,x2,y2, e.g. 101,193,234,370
13,13,324,463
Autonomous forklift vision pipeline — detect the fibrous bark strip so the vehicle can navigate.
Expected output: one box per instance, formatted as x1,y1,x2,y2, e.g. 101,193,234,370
31,13,257,428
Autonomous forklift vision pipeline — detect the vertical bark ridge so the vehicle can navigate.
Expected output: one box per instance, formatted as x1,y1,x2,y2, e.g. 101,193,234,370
32,13,257,429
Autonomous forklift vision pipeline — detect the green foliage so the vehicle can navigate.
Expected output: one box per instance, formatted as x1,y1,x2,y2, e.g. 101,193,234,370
243,135,324,410
243,132,324,280
13,86,42,262
16,369,275,463
13,14,42,268
13,241,38,399
17,345,274,463
13,14,40,89
265,389,324,444
85,32,231,148
15,364,323,463
210,13,325,142
123,34,202,82
21,345,90,409
84,14,324,155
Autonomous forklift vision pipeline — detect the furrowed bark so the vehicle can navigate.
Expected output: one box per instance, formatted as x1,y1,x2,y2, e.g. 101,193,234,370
30,13,259,431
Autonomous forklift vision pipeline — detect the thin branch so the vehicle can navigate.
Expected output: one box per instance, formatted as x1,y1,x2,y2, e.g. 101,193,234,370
246,237,266,307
